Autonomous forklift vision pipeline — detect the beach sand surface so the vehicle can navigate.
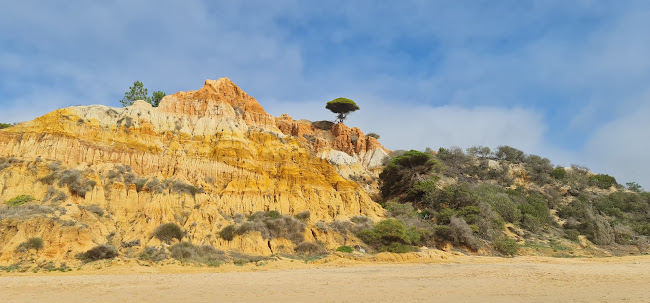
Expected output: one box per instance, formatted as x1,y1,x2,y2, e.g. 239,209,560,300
1,255,649,303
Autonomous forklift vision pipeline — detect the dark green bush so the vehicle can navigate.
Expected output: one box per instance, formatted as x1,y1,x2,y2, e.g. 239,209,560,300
336,245,354,253
524,155,553,184
153,223,184,243
219,225,236,241
16,237,44,252
425,182,476,211
493,237,519,256
518,194,552,232
551,167,567,180
357,218,422,252
589,174,618,189
495,146,525,163
379,150,434,199
77,245,118,262
5,195,35,207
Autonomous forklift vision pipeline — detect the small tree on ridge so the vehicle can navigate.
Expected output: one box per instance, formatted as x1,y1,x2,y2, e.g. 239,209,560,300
326,98,360,123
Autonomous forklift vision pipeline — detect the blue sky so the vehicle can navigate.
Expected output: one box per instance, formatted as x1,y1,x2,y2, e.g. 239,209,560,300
1,1,649,189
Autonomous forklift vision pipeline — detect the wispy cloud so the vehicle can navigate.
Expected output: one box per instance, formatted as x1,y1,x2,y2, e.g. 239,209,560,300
0,1,649,188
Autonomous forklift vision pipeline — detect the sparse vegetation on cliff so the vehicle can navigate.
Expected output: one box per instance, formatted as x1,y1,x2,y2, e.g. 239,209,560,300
153,223,184,244
119,81,166,107
77,245,118,262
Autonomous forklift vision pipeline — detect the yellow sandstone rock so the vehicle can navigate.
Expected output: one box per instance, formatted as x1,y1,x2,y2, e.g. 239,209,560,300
0,78,387,264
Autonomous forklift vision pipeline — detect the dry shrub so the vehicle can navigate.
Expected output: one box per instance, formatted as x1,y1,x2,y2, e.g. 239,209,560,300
294,210,311,221
139,246,168,262
170,242,226,266
294,241,327,256
0,204,57,220
448,216,480,250
57,169,96,198
232,211,306,244
153,223,184,243
16,237,44,252
77,245,118,262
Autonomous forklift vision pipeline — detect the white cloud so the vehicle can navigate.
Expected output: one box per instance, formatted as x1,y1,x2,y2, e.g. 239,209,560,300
585,99,650,190
265,97,549,154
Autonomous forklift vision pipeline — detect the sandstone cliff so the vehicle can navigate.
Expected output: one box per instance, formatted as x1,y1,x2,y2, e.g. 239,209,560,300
0,78,387,265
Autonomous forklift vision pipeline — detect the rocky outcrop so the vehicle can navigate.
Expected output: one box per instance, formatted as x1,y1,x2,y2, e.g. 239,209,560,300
275,114,389,179
0,78,387,265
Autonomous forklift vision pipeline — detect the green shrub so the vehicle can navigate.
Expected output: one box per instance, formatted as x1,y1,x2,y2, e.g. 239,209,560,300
16,237,44,252
589,174,618,189
357,218,422,252
219,225,236,241
493,237,519,256
495,146,525,163
266,210,281,219
437,147,472,175
518,194,552,232
524,155,553,184
425,182,476,211
466,146,491,158
336,245,354,253
170,242,226,266
551,167,567,180
294,241,327,256
5,195,35,207
379,150,434,199
77,245,118,262
153,223,184,243
435,208,456,225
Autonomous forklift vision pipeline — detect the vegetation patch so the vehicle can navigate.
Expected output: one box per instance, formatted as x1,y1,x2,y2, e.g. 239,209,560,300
170,242,226,266
77,245,118,262
5,195,35,207
16,237,44,252
493,237,519,256
153,223,184,244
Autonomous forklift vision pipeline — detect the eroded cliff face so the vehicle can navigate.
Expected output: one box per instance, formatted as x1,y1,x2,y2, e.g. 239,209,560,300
0,78,387,265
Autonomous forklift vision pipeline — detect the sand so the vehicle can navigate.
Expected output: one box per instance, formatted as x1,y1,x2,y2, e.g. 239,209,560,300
1,255,649,303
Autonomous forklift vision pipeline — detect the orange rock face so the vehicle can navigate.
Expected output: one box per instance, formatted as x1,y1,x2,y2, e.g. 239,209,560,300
0,78,388,264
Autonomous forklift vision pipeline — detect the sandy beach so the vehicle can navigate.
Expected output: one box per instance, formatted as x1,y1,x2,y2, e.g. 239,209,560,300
1,255,649,303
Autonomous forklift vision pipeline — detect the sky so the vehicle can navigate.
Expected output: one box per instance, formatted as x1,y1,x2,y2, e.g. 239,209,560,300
1,1,649,189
